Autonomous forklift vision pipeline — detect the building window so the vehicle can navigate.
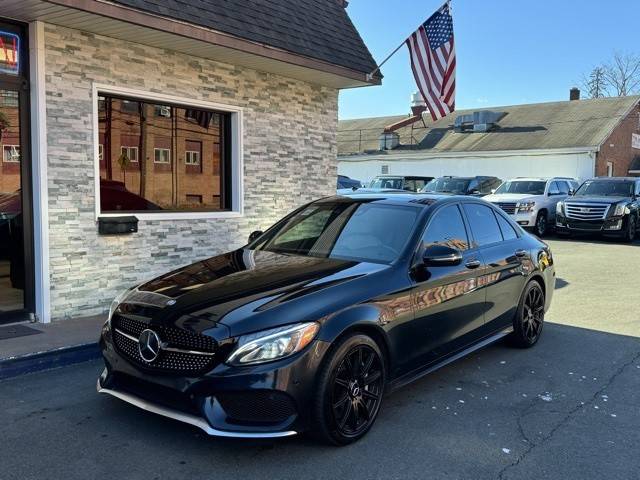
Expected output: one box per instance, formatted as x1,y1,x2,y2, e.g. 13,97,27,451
121,146,138,162
381,165,389,174
606,162,613,177
2,145,20,162
185,150,200,165
154,148,170,164
98,91,235,214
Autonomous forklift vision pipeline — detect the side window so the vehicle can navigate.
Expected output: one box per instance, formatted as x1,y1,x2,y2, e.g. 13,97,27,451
557,181,569,195
404,179,416,192
548,182,561,195
422,205,470,251
495,212,518,241
467,179,480,193
414,179,427,191
462,203,503,247
635,181,640,196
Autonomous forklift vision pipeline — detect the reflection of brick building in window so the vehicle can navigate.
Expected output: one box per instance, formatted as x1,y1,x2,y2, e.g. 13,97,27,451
0,92,21,194
98,97,223,211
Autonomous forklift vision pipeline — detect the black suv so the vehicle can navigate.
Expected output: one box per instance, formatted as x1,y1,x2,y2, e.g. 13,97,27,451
555,177,640,242
421,176,502,196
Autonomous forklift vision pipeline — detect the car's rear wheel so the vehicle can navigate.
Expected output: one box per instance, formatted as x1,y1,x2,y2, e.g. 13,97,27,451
510,281,545,348
311,333,386,445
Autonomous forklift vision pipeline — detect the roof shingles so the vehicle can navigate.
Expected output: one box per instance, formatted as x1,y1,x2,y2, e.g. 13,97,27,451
111,0,378,75
338,96,640,156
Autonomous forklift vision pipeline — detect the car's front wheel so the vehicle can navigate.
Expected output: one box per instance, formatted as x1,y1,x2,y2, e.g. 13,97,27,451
311,333,386,445
510,281,545,348
623,215,637,243
534,211,548,237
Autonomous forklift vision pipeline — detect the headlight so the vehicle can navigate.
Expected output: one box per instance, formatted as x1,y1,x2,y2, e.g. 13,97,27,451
108,288,131,322
556,202,563,214
517,201,536,213
613,203,629,216
227,322,320,366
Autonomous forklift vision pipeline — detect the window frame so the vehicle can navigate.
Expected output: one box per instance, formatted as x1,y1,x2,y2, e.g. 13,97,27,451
120,145,138,163
92,84,244,220
153,147,170,164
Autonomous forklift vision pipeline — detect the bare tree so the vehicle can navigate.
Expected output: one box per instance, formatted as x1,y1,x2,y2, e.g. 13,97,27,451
581,66,609,98
603,52,640,97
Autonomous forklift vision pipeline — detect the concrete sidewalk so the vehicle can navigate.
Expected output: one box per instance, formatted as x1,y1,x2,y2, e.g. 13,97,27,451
0,315,105,380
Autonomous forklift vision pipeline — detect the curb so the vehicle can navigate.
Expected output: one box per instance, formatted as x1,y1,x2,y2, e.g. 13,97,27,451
0,343,102,381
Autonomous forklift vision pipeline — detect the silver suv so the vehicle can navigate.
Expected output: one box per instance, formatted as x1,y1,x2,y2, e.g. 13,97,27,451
484,177,580,236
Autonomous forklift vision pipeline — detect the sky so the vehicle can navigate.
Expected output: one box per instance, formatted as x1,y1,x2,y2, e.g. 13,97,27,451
339,0,640,119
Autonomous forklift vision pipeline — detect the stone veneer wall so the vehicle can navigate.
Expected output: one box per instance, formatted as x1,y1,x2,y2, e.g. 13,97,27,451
44,24,338,319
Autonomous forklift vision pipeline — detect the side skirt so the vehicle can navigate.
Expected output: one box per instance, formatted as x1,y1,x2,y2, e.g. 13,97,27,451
388,327,513,393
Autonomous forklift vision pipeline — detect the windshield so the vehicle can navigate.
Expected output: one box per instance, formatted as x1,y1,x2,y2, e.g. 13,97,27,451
369,177,403,189
252,201,420,264
574,180,634,197
422,178,471,194
495,180,546,195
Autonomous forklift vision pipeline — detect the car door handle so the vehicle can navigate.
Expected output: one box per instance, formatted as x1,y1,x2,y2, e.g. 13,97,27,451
465,259,481,269
514,249,527,258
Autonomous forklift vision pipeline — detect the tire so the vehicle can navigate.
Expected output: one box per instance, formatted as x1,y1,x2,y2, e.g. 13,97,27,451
311,333,386,445
623,215,637,243
534,211,548,237
509,281,545,348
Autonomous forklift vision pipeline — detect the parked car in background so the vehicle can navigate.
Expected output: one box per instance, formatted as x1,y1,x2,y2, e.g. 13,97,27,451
555,177,640,242
420,176,502,197
368,175,434,192
98,193,555,445
337,175,362,191
484,177,579,237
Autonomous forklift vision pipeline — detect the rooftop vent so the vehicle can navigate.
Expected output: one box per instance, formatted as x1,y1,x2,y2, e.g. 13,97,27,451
379,132,400,150
454,110,506,133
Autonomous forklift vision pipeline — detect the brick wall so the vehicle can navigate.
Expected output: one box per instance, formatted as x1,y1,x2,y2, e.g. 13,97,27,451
596,101,640,177
44,24,338,319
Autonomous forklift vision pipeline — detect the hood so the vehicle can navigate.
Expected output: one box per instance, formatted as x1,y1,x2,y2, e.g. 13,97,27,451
118,249,387,337
484,193,538,203
566,196,629,204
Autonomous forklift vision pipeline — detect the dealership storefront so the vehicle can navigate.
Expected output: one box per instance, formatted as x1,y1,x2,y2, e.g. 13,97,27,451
0,2,379,324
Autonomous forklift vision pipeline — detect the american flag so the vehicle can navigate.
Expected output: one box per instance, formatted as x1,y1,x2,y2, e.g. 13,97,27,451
406,2,456,121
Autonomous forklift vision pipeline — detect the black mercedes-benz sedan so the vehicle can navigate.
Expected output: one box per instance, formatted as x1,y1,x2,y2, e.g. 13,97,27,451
98,194,555,445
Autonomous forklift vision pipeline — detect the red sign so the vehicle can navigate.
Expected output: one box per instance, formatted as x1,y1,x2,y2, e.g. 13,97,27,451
0,31,19,75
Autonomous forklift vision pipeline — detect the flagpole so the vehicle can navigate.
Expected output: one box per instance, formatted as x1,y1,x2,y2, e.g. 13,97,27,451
365,0,452,82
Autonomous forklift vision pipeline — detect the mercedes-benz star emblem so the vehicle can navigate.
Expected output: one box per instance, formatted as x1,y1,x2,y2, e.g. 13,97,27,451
138,329,161,363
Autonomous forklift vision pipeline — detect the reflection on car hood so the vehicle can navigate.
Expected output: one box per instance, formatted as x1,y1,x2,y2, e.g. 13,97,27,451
121,249,387,337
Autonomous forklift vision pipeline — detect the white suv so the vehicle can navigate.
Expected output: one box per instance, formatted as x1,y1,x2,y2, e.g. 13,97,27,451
484,177,580,236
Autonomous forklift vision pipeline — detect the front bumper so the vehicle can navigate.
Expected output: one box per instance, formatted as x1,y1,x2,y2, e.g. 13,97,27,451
555,213,627,236
99,325,331,438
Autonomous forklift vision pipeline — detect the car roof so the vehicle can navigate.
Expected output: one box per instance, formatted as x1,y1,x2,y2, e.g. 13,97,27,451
438,175,497,180
327,192,471,207
588,176,638,181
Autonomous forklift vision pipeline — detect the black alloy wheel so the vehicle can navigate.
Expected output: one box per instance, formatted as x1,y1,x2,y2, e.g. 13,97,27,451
535,212,548,237
510,281,545,348
312,334,386,445
624,215,637,243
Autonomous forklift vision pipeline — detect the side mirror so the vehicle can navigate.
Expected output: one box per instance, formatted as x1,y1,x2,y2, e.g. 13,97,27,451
568,189,575,196
469,189,481,195
490,188,496,194
248,230,263,243
423,244,463,267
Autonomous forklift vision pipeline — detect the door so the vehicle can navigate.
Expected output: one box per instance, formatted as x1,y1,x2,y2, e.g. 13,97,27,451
410,203,487,367
462,203,527,332
0,21,33,323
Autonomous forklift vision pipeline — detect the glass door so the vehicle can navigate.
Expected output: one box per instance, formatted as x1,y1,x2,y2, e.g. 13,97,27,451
0,20,33,323
0,88,24,314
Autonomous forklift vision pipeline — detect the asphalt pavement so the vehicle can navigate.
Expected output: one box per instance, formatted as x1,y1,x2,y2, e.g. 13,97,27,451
2,237,639,480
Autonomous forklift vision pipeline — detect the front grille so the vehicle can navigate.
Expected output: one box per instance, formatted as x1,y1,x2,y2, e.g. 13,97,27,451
494,202,517,215
112,314,217,375
216,390,297,424
564,202,609,220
